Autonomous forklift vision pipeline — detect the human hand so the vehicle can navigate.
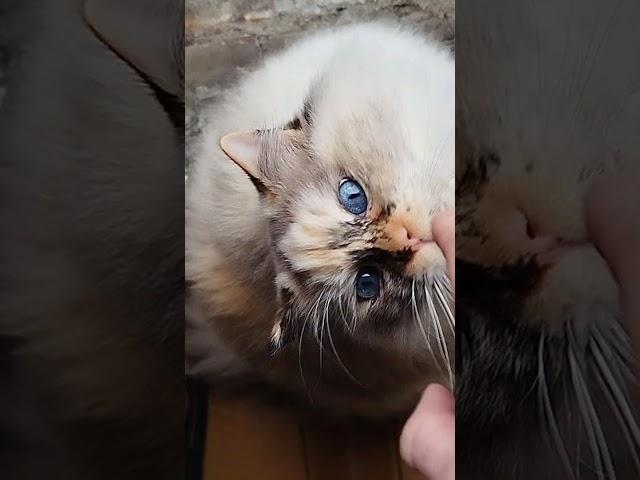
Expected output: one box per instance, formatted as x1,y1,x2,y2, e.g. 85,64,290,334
433,210,455,289
400,174,640,480
400,210,455,480
400,384,455,480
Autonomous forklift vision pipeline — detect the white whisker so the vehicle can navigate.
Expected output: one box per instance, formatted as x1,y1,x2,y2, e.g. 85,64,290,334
425,281,453,388
434,276,455,331
593,324,639,386
568,327,615,480
591,338,640,474
336,285,352,334
537,331,575,478
311,286,326,343
412,279,434,357
298,314,310,396
317,288,329,376
590,329,640,457
325,313,363,387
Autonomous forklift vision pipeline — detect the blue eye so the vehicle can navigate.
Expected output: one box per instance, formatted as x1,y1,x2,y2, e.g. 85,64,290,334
339,178,367,215
356,268,380,300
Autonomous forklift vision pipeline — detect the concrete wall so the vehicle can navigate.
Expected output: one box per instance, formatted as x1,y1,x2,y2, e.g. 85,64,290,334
185,0,454,162
186,0,454,94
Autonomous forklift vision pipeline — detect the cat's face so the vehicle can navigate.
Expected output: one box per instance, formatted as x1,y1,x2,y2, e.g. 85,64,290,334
456,125,620,333
455,82,635,480
454,1,638,335
219,102,454,378
456,4,640,477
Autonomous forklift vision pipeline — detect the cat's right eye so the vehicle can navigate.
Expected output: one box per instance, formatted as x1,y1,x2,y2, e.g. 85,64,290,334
355,268,380,300
338,178,368,215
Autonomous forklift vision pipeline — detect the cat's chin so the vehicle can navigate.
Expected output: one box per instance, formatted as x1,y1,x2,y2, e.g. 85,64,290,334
524,246,621,333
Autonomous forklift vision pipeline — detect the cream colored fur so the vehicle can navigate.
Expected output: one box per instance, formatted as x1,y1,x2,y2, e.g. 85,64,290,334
186,22,454,413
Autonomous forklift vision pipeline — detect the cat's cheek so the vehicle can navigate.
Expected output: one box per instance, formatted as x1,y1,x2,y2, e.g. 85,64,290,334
406,243,447,277
523,247,620,332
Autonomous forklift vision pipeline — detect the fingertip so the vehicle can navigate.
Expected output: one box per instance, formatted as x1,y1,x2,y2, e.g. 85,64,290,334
432,210,454,253
432,210,455,285
400,384,456,478
585,175,640,284
417,383,455,413
400,384,455,456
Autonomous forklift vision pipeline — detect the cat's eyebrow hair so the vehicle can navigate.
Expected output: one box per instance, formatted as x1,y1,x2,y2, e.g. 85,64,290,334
284,117,302,130
302,100,313,126
328,226,363,249
377,203,397,220
282,100,314,131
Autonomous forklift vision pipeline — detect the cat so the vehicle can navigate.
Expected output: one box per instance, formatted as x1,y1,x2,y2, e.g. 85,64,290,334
456,1,640,478
186,22,455,418
0,1,184,479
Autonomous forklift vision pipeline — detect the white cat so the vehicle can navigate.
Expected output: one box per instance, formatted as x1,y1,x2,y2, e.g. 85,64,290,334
186,22,454,416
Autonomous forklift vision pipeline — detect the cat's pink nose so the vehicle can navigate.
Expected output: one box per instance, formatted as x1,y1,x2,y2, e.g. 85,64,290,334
405,212,451,276
401,227,432,253
509,208,589,264
376,215,434,253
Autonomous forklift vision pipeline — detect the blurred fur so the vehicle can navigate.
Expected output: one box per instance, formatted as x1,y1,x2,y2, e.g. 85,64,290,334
186,22,454,417
0,1,183,478
456,1,640,478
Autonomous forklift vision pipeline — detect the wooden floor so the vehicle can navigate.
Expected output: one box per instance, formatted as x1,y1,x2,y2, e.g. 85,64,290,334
203,391,427,480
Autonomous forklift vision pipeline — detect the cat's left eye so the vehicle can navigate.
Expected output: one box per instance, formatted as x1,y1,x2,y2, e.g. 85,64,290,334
338,178,367,215
355,268,380,300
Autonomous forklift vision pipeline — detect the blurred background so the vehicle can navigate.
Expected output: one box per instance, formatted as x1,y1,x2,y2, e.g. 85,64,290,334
0,0,19,109
0,2,184,479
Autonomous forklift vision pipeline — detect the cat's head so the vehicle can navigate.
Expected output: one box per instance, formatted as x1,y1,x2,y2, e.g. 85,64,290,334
219,96,454,381
456,94,623,338
455,6,640,475
454,106,640,480
453,0,640,338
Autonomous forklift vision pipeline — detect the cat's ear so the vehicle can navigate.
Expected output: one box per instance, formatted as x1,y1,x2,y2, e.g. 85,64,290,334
83,0,184,96
219,131,262,180
220,129,302,187
285,100,314,131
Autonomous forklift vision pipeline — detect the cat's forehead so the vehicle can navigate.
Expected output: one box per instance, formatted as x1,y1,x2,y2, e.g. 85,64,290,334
294,39,454,210
308,102,453,209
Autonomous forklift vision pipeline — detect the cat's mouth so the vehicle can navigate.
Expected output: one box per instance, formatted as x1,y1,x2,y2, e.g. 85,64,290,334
519,209,592,265
533,237,592,265
406,241,446,275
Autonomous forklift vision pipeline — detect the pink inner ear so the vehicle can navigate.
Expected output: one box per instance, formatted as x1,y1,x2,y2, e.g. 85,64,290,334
219,131,261,179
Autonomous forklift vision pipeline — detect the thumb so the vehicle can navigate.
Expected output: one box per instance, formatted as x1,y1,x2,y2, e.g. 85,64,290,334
400,384,455,480
586,175,640,356
432,210,455,289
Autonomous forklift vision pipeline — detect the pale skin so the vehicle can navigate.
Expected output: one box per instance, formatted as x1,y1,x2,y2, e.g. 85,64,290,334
400,176,639,480
400,209,455,480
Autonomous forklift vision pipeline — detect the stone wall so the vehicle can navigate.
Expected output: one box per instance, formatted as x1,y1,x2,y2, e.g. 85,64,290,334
185,0,454,162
